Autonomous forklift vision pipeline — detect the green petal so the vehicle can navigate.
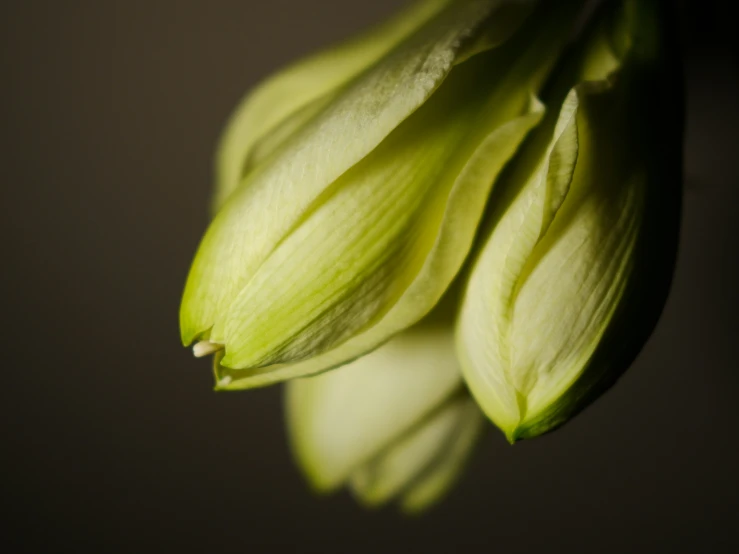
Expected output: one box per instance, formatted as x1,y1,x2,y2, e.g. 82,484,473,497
350,395,483,513
181,0,518,349
457,0,677,440
399,397,483,513
285,325,462,492
213,0,452,211
457,89,585,435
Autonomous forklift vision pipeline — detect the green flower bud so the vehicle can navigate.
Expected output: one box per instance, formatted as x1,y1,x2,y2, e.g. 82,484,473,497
180,0,586,389
286,313,483,513
456,0,682,442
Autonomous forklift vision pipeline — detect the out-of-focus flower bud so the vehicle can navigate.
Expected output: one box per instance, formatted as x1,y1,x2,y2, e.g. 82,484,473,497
286,313,483,513
179,0,586,389
456,0,683,442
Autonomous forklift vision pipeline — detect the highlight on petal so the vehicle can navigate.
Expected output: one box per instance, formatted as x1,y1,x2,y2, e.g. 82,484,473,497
456,0,682,441
286,320,483,512
213,0,452,210
185,0,588,389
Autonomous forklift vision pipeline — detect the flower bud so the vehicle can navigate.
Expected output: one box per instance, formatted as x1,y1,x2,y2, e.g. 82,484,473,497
286,315,483,513
179,0,586,389
456,0,682,441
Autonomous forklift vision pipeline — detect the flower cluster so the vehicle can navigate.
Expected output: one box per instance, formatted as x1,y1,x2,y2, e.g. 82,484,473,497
180,0,682,512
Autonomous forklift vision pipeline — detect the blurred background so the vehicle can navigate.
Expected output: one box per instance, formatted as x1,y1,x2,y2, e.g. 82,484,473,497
1,0,737,552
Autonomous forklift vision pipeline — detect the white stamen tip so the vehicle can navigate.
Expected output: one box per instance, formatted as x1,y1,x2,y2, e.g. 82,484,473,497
193,340,224,358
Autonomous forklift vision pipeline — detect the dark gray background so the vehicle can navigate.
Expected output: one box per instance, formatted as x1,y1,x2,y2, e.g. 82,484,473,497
1,1,737,552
